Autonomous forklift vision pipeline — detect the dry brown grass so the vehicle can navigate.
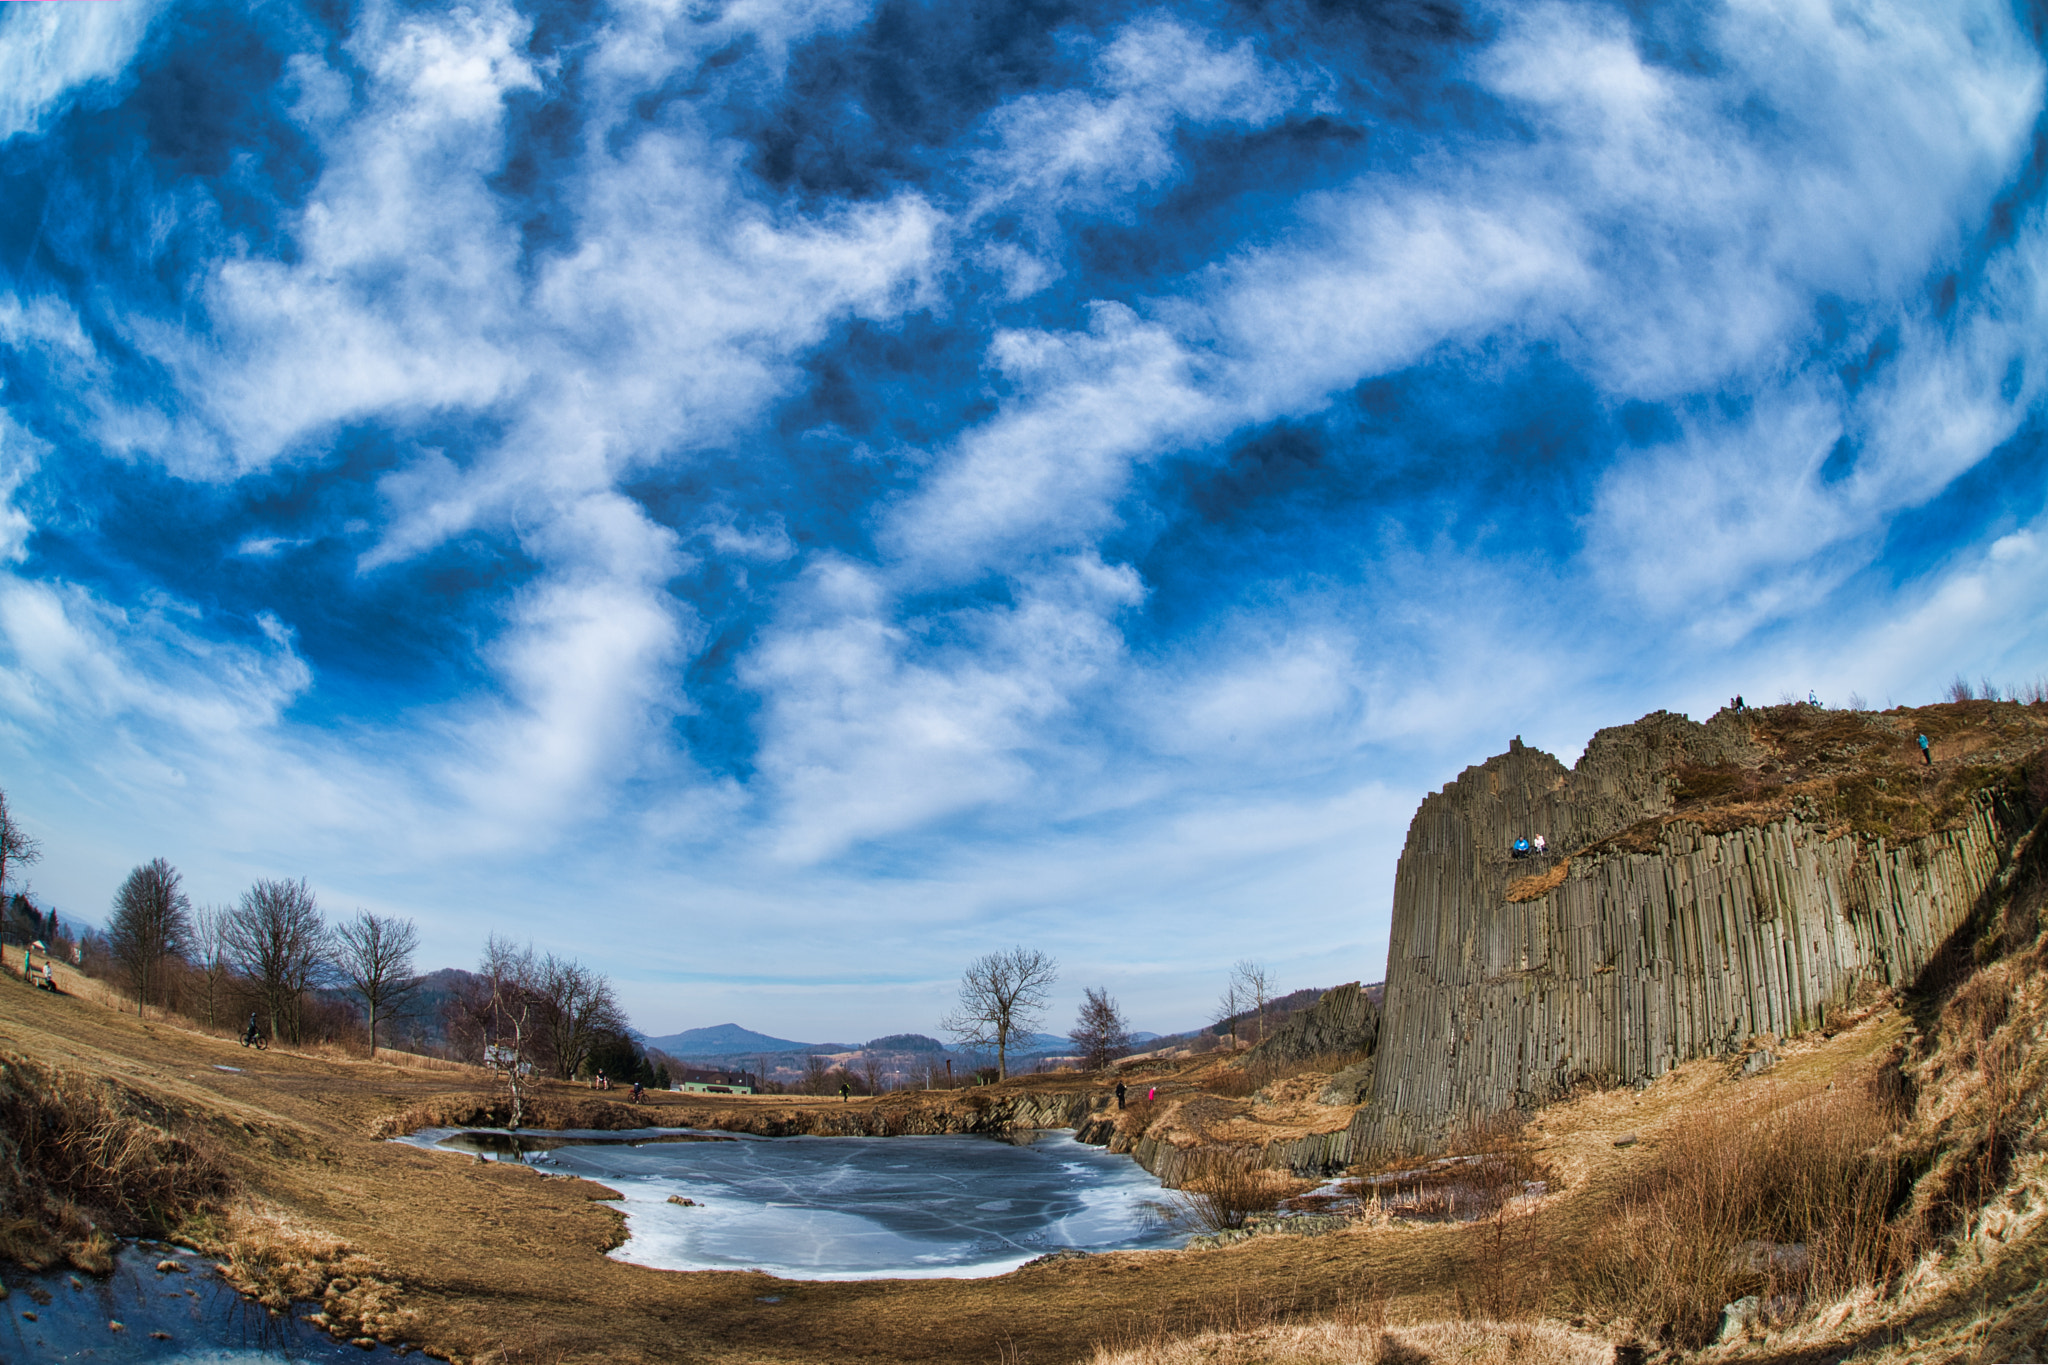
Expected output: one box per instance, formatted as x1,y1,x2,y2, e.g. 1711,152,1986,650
1118,1092,1163,1139
1085,1316,1615,1365
0,1051,231,1270
1570,1074,1913,1345
1504,860,1570,903
1205,1047,1372,1100
210,1201,424,1344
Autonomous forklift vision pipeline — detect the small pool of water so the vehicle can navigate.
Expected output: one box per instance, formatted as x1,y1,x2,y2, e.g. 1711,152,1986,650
403,1126,1180,1279
0,1243,406,1363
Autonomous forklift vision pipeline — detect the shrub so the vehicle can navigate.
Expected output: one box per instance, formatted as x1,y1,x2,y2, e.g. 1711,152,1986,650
1166,1146,1290,1232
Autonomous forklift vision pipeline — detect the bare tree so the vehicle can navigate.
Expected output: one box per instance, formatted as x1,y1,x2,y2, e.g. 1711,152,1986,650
859,1052,885,1096
189,904,234,1029
1231,960,1272,1045
1069,986,1133,1071
479,935,538,1129
224,877,330,1044
333,912,423,1058
533,954,627,1081
107,858,193,1016
0,787,41,898
1214,975,1243,1050
942,947,1058,1081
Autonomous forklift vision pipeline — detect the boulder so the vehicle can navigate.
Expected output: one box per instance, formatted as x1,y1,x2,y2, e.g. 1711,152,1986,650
1317,1059,1376,1106
1723,1239,1809,1278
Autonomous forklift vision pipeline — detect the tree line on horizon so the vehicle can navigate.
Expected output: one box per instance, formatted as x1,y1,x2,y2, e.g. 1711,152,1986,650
6,786,1316,1093
0,787,669,1089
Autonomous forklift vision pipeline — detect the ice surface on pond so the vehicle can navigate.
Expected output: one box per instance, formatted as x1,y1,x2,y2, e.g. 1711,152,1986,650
407,1128,1180,1280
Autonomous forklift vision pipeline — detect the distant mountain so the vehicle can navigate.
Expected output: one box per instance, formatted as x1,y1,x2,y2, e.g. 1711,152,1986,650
1129,1031,1162,1043
864,1033,947,1052
641,1023,849,1056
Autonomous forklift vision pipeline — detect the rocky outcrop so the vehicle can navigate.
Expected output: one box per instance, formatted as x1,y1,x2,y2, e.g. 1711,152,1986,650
1247,982,1380,1066
1341,710,2030,1160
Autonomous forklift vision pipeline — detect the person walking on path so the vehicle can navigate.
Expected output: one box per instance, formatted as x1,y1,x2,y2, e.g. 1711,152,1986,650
1919,733,1933,766
839,1080,850,1102
1115,1081,1126,1110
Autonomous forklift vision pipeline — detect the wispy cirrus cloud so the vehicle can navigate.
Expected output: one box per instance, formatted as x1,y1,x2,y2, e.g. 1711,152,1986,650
0,0,2041,1039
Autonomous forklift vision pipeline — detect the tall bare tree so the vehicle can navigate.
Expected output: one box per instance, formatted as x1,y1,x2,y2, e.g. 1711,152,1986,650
224,877,330,1043
1069,986,1133,1071
0,787,41,898
942,947,1058,1081
108,858,193,1017
1214,975,1243,1050
479,935,539,1128
534,953,627,1081
189,904,234,1028
1231,960,1272,1044
334,911,423,1058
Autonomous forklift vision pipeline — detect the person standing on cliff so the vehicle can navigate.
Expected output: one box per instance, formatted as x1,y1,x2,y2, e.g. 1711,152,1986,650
1919,733,1932,766
1115,1080,1126,1110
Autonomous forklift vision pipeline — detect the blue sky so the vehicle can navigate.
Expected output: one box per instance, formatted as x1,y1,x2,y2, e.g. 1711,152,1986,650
0,0,2043,1042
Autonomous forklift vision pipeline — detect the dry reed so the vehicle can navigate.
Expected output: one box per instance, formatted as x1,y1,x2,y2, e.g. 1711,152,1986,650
1570,1075,1914,1345
0,1052,230,1270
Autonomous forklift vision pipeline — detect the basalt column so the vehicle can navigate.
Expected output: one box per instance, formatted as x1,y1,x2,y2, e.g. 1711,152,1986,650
1346,712,2019,1160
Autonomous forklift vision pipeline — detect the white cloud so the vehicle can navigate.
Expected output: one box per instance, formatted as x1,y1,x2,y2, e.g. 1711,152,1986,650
26,0,943,853
973,16,1296,215
745,552,1142,861
0,0,161,141
0,412,44,565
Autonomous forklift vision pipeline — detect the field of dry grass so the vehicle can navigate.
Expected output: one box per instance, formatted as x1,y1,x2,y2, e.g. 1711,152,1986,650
0,940,1998,1365
1087,1315,1616,1365
4,714,2044,1365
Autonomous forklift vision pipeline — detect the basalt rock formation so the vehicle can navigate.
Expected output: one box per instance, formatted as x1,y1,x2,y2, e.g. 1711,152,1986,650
1341,704,2044,1160
1247,981,1380,1067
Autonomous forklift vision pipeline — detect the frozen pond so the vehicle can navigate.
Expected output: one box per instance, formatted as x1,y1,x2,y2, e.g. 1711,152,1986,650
0,1242,405,1363
403,1127,1180,1279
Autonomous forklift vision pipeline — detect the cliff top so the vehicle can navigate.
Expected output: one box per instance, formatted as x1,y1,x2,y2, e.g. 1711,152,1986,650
1590,698,2048,853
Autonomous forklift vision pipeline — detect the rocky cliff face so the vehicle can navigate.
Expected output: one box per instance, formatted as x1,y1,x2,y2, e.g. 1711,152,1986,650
1248,981,1380,1066
1344,709,2033,1159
